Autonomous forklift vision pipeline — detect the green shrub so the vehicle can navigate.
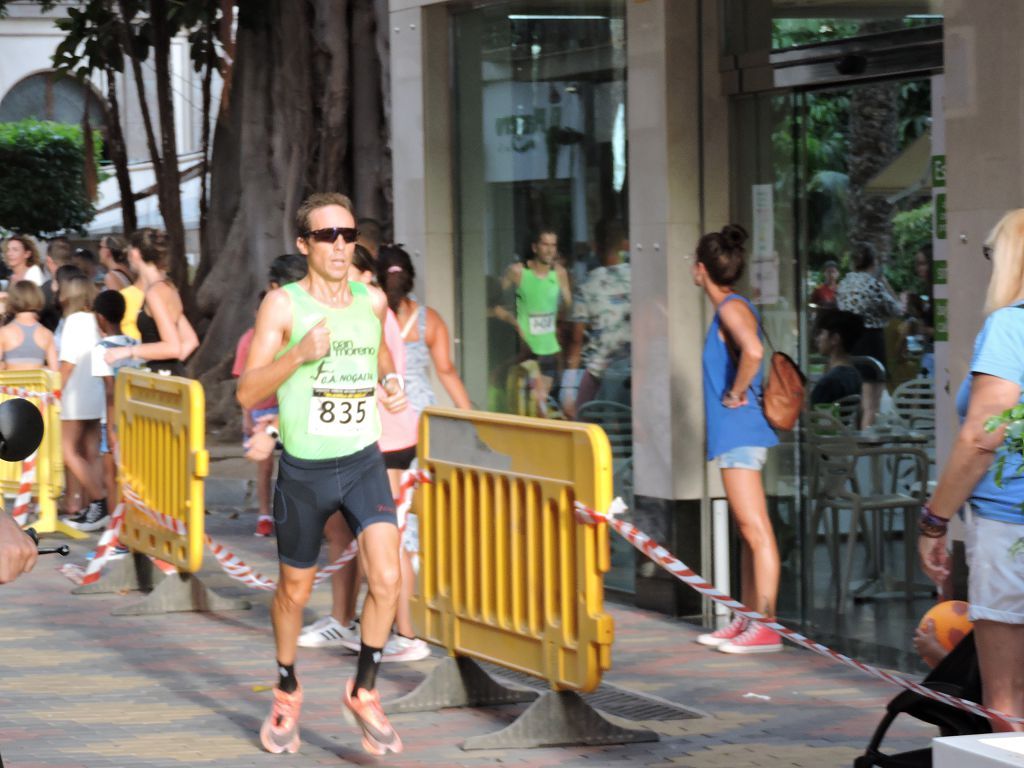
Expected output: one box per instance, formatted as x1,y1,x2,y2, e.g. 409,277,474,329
0,119,101,236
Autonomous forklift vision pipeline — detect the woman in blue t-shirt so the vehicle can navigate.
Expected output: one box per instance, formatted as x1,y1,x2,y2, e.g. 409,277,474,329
919,208,1024,730
692,225,781,655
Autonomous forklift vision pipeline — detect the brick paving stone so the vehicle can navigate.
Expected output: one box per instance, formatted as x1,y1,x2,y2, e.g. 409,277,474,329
0,445,955,767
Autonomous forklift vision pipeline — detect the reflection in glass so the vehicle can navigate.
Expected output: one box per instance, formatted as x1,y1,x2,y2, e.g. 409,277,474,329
453,1,632,591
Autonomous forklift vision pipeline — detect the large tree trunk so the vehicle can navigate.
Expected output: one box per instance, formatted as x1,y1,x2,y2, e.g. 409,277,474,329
105,73,136,233
191,0,393,422
149,0,188,289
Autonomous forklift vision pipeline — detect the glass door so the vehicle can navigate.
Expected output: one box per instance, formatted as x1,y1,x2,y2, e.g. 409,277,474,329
732,75,937,667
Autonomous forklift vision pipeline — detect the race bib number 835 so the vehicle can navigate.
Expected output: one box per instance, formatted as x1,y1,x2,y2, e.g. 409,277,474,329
308,387,375,437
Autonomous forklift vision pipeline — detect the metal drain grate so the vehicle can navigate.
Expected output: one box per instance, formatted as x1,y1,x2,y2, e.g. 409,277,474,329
479,663,703,722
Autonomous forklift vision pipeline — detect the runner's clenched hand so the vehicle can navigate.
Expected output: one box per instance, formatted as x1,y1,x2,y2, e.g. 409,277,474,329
295,318,330,363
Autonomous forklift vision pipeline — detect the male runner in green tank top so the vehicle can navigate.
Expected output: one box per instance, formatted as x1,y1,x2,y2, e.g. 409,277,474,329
238,192,408,756
499,228,571,407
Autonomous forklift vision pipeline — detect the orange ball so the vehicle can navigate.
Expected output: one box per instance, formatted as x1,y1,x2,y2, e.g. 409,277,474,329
919,600,974,652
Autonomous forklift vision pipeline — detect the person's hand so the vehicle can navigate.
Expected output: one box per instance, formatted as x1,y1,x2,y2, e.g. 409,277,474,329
244,414,277,462
379,380,408,414
294,317,330,363
104,346,131,366
918,533,950,586
722,390,748,408
0,511,37,585
912,618,947,669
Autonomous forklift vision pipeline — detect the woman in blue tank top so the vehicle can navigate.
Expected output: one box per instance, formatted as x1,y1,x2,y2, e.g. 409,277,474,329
692,225,781,654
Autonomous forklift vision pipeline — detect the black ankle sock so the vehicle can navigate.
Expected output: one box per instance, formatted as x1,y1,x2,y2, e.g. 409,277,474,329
277,661,297,694
353,642,383,694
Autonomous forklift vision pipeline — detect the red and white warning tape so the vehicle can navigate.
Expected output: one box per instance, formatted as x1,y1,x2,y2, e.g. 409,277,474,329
0,386,59,406
11,450,37,526
574,497,1024,728
77,502,126,586
75,468,433,592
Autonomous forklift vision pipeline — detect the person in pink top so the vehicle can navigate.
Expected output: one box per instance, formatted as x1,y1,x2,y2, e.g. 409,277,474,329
233,254,308,536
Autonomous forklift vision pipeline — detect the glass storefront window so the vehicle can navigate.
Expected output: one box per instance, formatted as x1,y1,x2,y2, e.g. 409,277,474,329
731,73,938,666
452,0,631,591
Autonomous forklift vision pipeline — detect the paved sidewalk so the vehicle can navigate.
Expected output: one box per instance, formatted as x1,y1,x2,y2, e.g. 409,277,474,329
0,447,938,767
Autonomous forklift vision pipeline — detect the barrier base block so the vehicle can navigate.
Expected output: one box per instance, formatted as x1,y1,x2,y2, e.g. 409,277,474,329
112,572,251,616
72,553,164,595
462,690,659,751
387,657,538,713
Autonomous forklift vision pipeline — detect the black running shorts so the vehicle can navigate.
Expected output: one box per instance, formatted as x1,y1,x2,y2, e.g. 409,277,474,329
273,443,396,568
383,444,417,470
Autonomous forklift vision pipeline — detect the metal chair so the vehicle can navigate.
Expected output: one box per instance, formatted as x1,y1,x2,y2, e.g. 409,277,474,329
804,410,929,612
892,377,935,432
577,400,633,462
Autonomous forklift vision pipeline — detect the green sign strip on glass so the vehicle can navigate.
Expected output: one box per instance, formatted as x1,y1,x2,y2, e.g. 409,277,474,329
935,298,949,342
935,193,947,240
934,260,947,285
932,155,946,186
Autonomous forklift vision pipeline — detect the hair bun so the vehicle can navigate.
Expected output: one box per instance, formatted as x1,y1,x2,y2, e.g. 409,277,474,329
720,224,748,249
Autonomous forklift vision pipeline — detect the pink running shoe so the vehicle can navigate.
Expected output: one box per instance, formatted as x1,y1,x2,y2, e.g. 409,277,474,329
718,620,783,654
260,686,302,754
342,678,403,755
696,616,748,647
254,516,274,537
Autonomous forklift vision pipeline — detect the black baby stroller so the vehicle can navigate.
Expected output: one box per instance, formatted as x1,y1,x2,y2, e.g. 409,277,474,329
854,632,991,767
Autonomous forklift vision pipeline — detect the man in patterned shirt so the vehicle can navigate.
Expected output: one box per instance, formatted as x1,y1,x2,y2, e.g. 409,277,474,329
567,219,631,416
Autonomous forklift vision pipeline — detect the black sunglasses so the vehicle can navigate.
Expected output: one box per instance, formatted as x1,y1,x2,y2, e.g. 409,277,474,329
303,227,359,244
983,244,993,261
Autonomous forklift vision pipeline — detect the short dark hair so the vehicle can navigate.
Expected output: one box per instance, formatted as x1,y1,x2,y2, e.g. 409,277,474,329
267,253,307,287
93,289,127,325
852,243,877,272
696,224,749,286
46,237,72,266
295,192,354,236
533,226,558,245
595,219,627,256
814,309,864,352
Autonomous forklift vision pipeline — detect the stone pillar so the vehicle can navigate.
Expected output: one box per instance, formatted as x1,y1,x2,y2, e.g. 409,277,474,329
627,0,731,615
942,1,1024,447
389,1,459,406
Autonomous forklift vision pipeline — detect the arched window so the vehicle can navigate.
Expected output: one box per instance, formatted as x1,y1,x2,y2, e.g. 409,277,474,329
0,71,106,124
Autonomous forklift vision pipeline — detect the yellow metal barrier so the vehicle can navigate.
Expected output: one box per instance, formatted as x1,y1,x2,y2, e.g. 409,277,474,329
0,369,79,538
411,406,614,693
116,368,208,572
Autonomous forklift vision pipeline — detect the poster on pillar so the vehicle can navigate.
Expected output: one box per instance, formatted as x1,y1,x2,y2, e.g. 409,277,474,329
750,184,779,305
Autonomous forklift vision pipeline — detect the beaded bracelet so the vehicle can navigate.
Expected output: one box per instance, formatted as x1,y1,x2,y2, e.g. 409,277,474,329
918,504,949,539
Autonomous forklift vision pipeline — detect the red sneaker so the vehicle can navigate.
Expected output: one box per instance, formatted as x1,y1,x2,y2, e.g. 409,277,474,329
342,678,403,755
696,616,748,647
717,620,783,654
259,686,302,753
254,517,273,537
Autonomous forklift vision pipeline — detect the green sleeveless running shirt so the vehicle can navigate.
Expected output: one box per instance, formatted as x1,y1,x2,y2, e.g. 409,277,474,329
277,281,381,460
516,266,561,356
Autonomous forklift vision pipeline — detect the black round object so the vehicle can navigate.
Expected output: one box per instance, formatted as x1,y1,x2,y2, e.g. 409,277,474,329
0,399,44,462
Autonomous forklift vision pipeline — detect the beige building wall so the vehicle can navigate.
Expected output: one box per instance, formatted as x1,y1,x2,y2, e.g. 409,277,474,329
942,0,1024,457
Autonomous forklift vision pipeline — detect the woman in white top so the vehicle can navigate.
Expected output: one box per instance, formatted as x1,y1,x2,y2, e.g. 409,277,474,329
4,235,45,286
58,275,108,531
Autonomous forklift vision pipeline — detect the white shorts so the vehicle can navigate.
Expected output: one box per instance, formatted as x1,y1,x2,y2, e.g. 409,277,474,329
965,510,1024,624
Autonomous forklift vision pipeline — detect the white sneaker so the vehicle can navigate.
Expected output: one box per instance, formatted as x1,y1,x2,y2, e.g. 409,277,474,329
381,635,431,662
297,616,360,650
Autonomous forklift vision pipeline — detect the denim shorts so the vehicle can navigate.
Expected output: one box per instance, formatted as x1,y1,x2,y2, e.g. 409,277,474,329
965,510,1024,624
717,445,768,471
